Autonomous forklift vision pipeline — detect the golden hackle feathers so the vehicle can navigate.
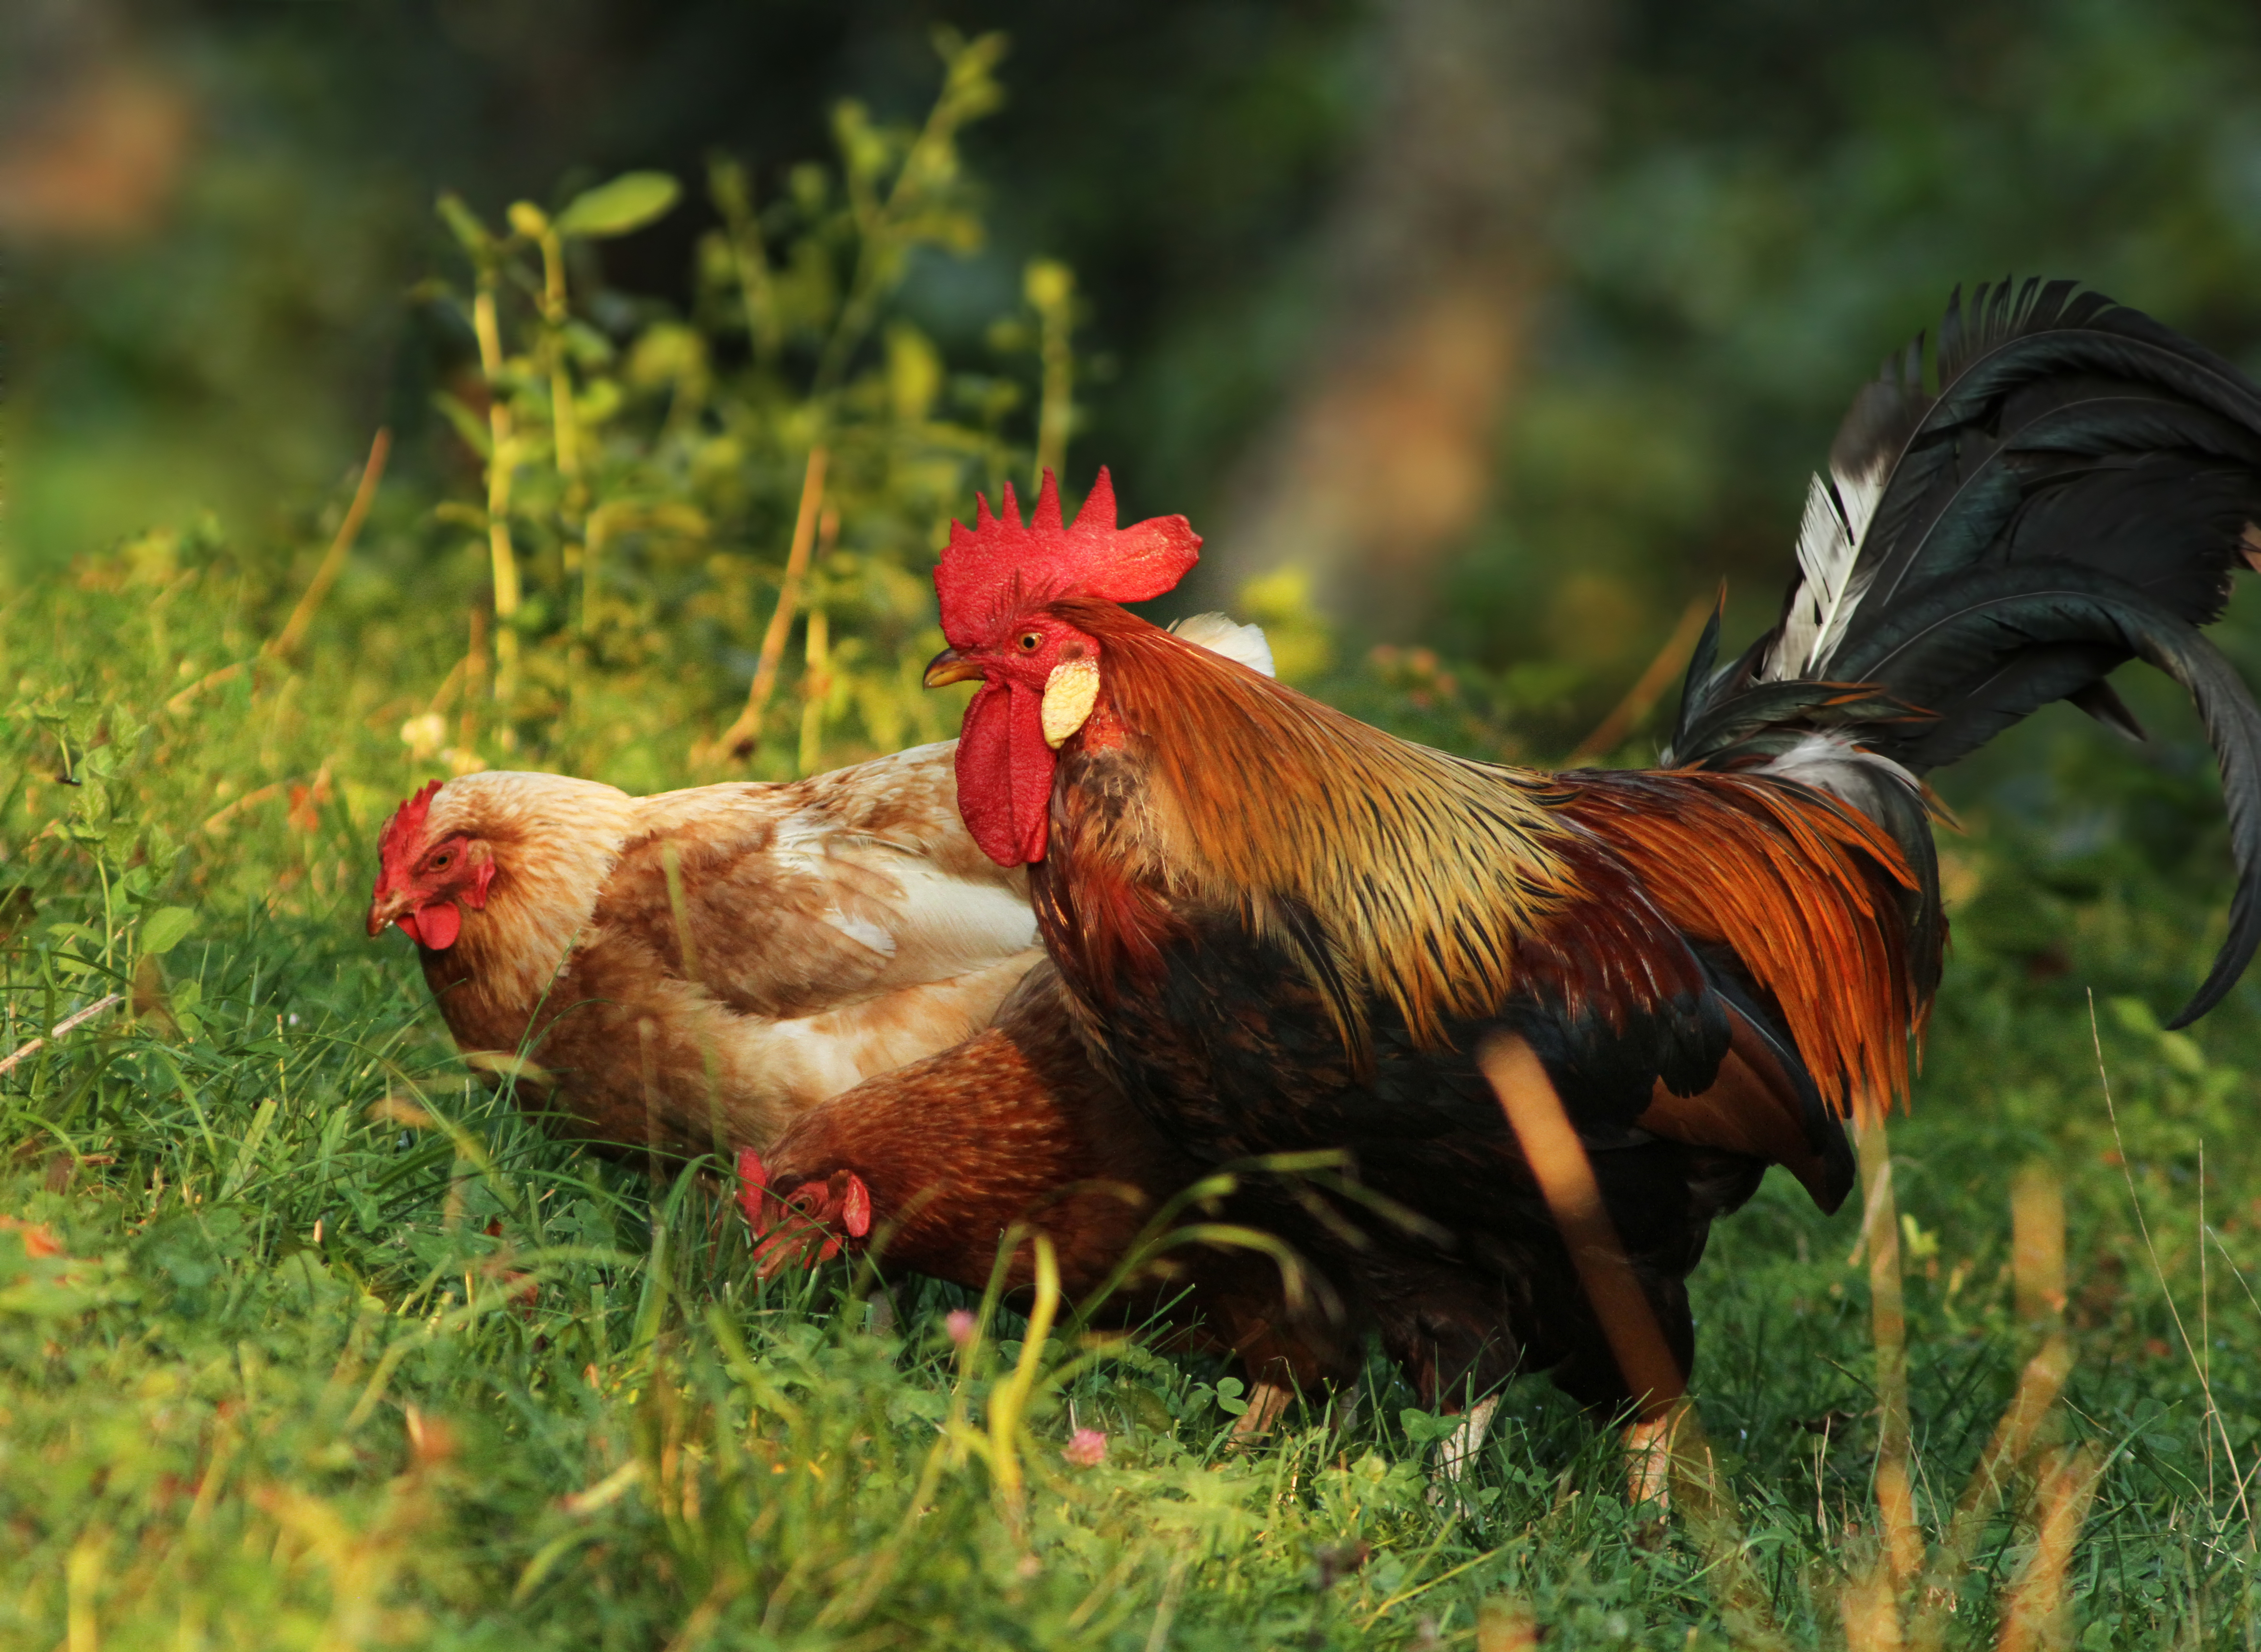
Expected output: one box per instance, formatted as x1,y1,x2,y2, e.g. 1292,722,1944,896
1061,602,1582,1051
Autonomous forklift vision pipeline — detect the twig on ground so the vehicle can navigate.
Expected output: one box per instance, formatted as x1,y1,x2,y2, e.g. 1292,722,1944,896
0,994,125,1076
267,429,392,661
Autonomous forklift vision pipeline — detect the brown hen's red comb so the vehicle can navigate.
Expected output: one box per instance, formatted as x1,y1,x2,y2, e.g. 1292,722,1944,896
377,780,443,877
934,467,1201,646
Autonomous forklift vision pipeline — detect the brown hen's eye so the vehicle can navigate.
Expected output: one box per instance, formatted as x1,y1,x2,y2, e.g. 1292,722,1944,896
1018,631,1043,652
428,852,452,872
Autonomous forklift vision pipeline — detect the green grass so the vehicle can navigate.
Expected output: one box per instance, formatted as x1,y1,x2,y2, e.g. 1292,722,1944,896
7,543,2261,1650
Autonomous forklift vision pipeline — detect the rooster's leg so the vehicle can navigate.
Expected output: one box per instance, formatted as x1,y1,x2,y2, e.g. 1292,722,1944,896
1425,1392,1502,1508
1231,1379,1295,1436
1624,1410,1674,1513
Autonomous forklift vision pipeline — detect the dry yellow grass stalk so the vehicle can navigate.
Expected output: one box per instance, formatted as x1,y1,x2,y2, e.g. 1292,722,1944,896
1854,1115,1925,1585
268,428,392,662
1475,1594,1538,1652
1909,1166,2073,1652
1480,1035,1682,1415
1479,1036,1783,1649
712,445,830,762
1995,1446,2103,1652
1840,1548,1904,1652
1565,593,1715,764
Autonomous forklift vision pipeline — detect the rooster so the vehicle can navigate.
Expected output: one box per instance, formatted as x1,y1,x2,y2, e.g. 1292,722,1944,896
885,282,2261,1447
367,617,1273,1159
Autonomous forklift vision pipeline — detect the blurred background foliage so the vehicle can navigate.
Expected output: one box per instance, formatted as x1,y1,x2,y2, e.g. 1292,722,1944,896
11,0,2261,975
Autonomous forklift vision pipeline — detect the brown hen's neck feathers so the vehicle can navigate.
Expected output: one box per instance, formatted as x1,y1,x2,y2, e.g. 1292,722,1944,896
1052,601,1580,1050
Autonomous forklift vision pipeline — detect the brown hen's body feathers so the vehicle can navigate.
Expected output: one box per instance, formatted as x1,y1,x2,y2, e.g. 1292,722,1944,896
761,964,1358,1389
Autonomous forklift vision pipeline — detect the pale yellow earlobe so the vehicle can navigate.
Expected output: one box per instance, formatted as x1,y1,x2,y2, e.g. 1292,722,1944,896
1040,657,1101,748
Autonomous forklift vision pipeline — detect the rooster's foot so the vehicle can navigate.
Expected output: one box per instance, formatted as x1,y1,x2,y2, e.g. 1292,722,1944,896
1229,1379,1295,1437
1425,1393,1502,1510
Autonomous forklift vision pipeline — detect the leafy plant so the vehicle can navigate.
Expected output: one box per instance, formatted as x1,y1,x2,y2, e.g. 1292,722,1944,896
418,28,1068,779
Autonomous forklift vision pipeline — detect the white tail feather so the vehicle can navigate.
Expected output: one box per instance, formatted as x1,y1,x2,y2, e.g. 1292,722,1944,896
1761,447,1895,682
1765,475,1854,681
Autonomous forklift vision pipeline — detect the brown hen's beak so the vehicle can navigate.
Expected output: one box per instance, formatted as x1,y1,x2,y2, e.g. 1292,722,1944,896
923,646,980,689
366,888,412,939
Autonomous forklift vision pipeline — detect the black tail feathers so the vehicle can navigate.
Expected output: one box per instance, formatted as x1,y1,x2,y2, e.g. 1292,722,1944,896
1667,281,2261,1026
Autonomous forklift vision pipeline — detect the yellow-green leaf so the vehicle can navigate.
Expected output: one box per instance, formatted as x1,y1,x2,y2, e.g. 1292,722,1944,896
555,173,681,240
140,907,198,957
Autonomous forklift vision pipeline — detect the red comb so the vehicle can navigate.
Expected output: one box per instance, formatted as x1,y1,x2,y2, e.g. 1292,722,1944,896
934,467,1201,645
377,780,443,879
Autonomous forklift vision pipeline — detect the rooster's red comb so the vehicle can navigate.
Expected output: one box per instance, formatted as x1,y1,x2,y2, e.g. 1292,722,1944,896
378,780,444,877
934,467,1201,646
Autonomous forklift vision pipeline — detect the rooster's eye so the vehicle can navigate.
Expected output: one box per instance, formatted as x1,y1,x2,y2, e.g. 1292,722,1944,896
1017,631,1043,653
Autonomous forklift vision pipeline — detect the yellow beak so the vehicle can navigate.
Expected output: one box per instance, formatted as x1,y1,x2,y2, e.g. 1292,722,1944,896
923,646,982,689
366,888,413,939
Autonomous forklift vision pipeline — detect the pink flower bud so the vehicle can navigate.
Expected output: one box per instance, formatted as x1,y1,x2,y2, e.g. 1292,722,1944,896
945,1308,977,1346
1062,1427,1107,1468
